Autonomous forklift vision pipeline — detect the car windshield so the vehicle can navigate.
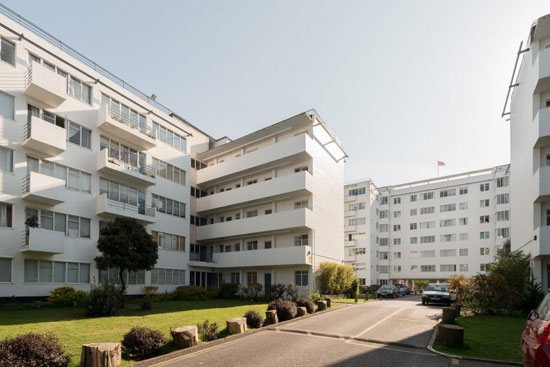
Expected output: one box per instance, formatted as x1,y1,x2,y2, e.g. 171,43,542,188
425,285,448,292
380,285,394,290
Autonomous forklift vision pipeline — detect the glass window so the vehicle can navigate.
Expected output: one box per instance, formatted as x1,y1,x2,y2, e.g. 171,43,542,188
69,77,81,100
68,216,79,238
80,264,90,283
0,91,14,120
54,164,67,182
41,161,54,177
68,122,80,145
24,260,38,282
81,172,91,193
80,218,90,238
40,210,54,230
68,169,80,190
39,261,53,283
54,262,65,283
81,127,91,149
1,38,15,66
67,263,79,283
0,146,13,172
82,84,91,104
0,258,11,282
55,213,66,233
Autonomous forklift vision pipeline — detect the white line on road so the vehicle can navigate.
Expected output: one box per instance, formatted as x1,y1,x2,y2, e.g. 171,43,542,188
353,308,404,338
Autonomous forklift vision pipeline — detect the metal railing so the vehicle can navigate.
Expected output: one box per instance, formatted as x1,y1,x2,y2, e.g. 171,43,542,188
105,155,156,178
0,4,175,117
23,120,31,140
22,173,30,194
106,107,156,140
20,230,28,248
189,252,214,263
104,197,155,218
24,62,32,88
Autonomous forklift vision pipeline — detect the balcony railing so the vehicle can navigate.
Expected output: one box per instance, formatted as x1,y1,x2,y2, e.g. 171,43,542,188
104,198,155,218
105,106,156,140
189,252,214,263
106,154,156,178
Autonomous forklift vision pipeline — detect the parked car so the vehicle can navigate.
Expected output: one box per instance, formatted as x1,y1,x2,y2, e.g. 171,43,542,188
376,285,400,299
521,293,550,366
396,284,411,295
421,283,454,306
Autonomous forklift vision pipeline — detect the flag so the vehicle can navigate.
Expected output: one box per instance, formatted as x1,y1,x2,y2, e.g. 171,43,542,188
438,161,446,167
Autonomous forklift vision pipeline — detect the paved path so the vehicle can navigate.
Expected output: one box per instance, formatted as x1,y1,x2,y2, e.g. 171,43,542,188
151,296,518,367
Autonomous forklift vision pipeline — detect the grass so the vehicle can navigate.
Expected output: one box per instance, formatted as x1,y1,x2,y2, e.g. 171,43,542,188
434,315,525,362
0,299,267,366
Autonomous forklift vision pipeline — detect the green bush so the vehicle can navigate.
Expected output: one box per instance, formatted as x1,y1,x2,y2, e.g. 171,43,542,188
140,295,153,311
0,333,70,367
267,299,297,321
308,290,322,302
197,320,219,341
317,262,355,295
122,327,165,360
296,297,315,313
243,283,263,301
286,283,298,301
173,286,210,301
244,310,264,328
347,278,359,299
207,288,221,299
47,286,87,307
219,283,240,299
84,284,123,317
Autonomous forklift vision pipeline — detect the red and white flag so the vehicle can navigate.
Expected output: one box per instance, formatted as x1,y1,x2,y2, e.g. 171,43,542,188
438,161,446,167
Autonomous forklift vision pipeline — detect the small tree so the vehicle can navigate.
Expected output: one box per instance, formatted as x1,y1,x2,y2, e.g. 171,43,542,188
95,217,158,296
318,262,355,295
447,274,471,304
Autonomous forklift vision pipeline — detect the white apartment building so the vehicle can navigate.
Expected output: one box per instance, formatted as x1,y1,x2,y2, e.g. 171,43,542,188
344,166,511,288
0,6,346,298
508,13,550,290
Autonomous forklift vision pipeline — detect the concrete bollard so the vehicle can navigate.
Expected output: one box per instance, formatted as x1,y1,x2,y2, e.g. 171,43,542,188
170,326,198,349
316,300,327,311
81,343,121,367
442,307,457,323
226,317,247,334
297,306,307,317
438,324,464,345
265,309,278,325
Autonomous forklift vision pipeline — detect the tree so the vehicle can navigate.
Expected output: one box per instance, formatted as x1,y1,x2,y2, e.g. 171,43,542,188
95,217,158,295
447,274,471,304
317,262,355,295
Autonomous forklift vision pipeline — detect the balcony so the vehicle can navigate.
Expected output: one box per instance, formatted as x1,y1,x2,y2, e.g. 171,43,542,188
196,208,313,241
196,171,313,214
96,193,156,223
344,240,356,247
22,172,65,205
537,226,550,256
24,61,67,108
97,104,156,150
533,108,550,148
22,116,66,157
345,195,356,202
344,225,356,232
534,166,550,203
96,149,156,187
196,133,313,186
344,210,356,217
21,228,65,254
190,246,312,268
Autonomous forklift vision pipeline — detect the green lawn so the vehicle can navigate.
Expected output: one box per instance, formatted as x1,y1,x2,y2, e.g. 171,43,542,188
0,299,267,366
434,315,525,362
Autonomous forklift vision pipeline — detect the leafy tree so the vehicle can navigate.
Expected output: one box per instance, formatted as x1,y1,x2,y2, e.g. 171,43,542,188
318,262,355,295
447,274,471,304
95,217,158,295
491,241,530,298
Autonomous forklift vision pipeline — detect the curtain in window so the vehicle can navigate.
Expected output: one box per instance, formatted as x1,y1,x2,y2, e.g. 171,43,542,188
40,211,54,230
68,122,80,145
1,39,15,66
81,128,91,149
80,218,90,238
0,91,13,119
69,77,81,99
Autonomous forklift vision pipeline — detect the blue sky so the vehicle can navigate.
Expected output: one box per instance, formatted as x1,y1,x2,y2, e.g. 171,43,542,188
5,1,550,185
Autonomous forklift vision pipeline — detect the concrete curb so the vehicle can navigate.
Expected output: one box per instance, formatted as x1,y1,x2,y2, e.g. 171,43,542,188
426,324,522,366
129,303,350,366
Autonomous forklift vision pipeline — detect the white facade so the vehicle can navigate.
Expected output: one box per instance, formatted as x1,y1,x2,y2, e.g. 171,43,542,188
344,166,511,288
509,13,550,290
0,7,345,297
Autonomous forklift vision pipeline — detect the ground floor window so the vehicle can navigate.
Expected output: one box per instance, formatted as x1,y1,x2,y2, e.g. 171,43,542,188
151,268,185,285
0,203,12,227
359,278,366,286
295,270,308,286
247,271,257,286
24,260,89,283
0,258,11,282
379,279,389,285
230,272,240,285
99,268,145,285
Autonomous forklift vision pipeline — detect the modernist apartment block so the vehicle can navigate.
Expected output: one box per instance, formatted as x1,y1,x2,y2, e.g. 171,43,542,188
0,6,345,297
509,13,550,290
344,166,511,287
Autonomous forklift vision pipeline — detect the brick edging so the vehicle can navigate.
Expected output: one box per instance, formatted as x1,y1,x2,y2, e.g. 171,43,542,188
426,325,522,366
129,304,350,366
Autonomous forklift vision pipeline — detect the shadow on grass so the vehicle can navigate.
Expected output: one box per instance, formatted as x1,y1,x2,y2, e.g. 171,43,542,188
0,299,266,327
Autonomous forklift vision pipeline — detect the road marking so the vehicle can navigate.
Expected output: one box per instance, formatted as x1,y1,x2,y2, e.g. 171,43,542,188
353,308,404,338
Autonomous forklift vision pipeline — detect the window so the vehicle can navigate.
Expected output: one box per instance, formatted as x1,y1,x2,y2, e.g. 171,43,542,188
440,234,455,242
393,224,401,231
247,241,258,250
152,158,186,185
380,197,388,205
393,266,401,273
480,263,491,272
459,233,468,241
393,252,401,259
421,265,436,272
393,238,401,245
294,166,308,173
497,194,509,204
0,258,11,282
379,265,389,273
393,197,401,204
379,252,388,260
348,187,366,196
496,228,510,238
420,207,434,215
295,234,308,246
440,249,456,257
497,211,510,221
480,247,490,255
67,121,91,148
379,210,388,218
410,208,417,216
440,204,456,212
410,223,417,230
459,248,468,256
440,264,456,272
68,76,91,104
349,218,366,226
151,231,185,251
150,268,185,285
152,194,185,218
294,200,308,209
380,224,389,232
440,189,456,197
480,183,489,192
420,221,435,229
480,199,490,208
410,194,417,202
420,235,435,243
247,271,258,286
497,177,509,187
0,91,14,120
410,265,419,273
460,264,468,272
151,121,187,152
246,210,258,218
24,260,90,283
459,187,468,195
379,238,389,246
420,250,435,258
459,217,468,225
422,192,434,200
393,211,401,218
480,231,490,239
440,219,456,227
0,146,13,173
480,215,490,223
230,272,240,285
1,38,15,66
25,208,89,238
547,209,550,226
295,271,308,286
459,202,468,210
410,237,418,244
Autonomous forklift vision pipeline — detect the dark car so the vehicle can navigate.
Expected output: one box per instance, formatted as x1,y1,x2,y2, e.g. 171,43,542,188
521,294,550,366
377,284,399,299
397,284,411,295
421,283,454,306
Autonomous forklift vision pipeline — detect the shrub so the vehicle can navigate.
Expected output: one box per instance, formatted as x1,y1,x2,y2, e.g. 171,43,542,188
286,283,298,301
317,262,355,295
0,332,70,367
143,286,159,297
122,327,165,360
47,286,87,307
140,295,153,311
197,320,219,341
84,284,123,317
308,290,322,303
207,288,221,299
347,278,359,299
219,283,240,299
270,283,287,300
244,310,264,328
521,277,545,314
243,283,263,301
173,286,210,301
296,297,315,314
267,299,297,321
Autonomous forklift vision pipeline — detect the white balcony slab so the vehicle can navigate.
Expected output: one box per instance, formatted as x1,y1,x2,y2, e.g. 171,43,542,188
196,208,313,241
344,195,356,202
21,228,65,254
344,210,356,217
344,225,356,232
96,149,156,187
22,171,65,205
196,133,313,186
196,171,312,214
344,240,356,247
537,226,550,256
96,193,156,223
97,104,156,150
534,166,550,203
533,108,550,148
24,61,67,108
22,116,66,157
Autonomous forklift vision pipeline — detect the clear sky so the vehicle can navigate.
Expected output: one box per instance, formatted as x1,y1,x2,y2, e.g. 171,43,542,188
5,1,550,185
